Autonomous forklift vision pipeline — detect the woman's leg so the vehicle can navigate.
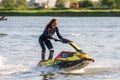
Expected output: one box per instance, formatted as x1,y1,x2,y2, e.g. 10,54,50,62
45,40,54,60
39,37,46,61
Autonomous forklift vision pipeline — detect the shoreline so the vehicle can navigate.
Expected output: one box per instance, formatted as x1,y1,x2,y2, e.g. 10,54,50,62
0,9,120,17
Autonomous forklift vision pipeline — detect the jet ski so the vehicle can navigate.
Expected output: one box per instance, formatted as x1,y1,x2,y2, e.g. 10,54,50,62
38,39,94,70
0,18,7,21
0,16,7,21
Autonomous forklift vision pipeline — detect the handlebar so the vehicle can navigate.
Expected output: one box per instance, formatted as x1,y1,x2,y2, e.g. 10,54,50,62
55,39,72,43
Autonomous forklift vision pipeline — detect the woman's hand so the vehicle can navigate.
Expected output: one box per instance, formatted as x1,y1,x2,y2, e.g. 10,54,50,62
61,39,71,43
53,38,59,42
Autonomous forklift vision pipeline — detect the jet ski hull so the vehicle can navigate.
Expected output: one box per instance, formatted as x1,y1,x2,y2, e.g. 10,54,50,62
38,59,94,71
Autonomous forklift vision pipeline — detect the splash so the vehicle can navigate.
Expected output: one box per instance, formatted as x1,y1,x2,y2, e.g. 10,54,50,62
0,55,6,67
0,55,29,76
68,69,85,73
58,69,85,74
0,56,48,76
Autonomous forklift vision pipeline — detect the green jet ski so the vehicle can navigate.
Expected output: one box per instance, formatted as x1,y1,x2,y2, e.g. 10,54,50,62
0,16,7,21
38,39,94,71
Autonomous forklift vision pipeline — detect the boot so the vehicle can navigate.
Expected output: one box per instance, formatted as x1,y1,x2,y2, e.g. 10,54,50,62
41,52,45,61
48,50,54,60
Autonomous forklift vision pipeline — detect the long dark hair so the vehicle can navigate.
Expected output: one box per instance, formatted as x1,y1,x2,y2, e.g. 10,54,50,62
46,18,57,28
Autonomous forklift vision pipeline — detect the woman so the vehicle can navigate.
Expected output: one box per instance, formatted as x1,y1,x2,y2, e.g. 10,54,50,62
39,18,65,61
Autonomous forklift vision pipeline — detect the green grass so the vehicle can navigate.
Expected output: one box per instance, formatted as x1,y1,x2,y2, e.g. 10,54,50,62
0,8,120,16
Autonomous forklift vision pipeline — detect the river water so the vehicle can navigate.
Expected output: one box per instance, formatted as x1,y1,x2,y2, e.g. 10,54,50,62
0,17,120,80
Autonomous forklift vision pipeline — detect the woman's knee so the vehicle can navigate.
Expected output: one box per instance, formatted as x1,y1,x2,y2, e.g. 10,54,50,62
50,49,54,53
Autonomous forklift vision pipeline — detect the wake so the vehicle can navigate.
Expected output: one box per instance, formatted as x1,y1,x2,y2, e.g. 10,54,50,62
0,55,29,76
59,66,120,75
0,55,57,76
0,55,119,77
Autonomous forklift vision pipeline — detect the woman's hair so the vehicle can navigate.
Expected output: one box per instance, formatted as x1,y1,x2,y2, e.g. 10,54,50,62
46,18,57,28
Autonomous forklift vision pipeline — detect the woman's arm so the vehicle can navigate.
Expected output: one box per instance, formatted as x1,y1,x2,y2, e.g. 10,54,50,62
56,27,63,39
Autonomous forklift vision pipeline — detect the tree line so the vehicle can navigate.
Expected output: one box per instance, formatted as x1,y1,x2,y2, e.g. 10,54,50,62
0,0,27,9
57,0,120,9
0,0,120,9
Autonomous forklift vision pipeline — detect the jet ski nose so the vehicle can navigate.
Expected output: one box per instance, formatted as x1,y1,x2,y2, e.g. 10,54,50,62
89,58,95,62
83,58,95,62
91,59,95,62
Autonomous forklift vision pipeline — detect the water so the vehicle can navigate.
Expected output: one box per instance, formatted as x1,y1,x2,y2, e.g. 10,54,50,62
0,17,120,80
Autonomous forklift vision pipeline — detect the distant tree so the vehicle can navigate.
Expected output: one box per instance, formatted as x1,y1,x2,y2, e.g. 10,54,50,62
2,0,17,9
99,0,116,8
56,0,77,8
56,0,69,8
56,0,63,8
70,0,78,3
115,0,120,8
0,2,2,7
79,0,94,8
56,0,77,3
16,0,27,9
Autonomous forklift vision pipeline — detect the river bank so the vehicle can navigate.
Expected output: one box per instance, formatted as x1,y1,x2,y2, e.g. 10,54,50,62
0,9,120,16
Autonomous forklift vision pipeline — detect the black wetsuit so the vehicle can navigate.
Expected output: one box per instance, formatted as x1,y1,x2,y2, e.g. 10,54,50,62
39,26,63,53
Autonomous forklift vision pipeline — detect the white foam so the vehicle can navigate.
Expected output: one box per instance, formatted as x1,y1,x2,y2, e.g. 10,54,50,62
0,55,29,75
58,69,85,74
0,55,6,67
68,69,85,73
0,64,28,75
71,34,80,36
